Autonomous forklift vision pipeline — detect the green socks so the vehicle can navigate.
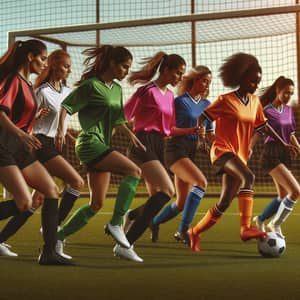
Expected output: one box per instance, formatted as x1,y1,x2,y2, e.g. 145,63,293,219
110,176,140,226
57,204,96,241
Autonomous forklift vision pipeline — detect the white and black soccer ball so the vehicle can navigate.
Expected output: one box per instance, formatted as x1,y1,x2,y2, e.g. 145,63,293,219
257,232,286,258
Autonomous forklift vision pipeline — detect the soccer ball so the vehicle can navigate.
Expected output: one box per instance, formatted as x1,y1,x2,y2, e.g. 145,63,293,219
257,232,286,258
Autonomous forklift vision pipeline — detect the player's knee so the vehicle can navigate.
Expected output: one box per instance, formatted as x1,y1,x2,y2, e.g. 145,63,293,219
196,177,207,190
70,176,84,191
43,183,60,199
129,165,142,179
16,199,32,212
242,171,255,187
161,185,175,198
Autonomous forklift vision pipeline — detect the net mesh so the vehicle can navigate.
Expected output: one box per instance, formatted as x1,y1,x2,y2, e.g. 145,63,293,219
5,1,300,195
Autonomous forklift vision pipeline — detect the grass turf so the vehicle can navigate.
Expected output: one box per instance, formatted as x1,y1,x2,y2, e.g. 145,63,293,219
0,196,300,300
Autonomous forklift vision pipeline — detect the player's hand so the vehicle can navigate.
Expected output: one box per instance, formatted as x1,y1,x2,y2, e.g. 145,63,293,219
19,132,42,151
130,134,146,152
36,106,51,119
285,143,298,158
55,130,65,152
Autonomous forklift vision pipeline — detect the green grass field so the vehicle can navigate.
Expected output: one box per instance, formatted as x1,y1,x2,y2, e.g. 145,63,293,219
1,196,300,300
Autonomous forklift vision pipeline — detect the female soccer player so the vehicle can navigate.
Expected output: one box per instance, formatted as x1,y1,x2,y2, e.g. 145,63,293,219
115,52,202,262
149,65,214,244
0,39,71,265
187,53,297,252
54,45,144,257
252,76,300,237
0,49,84,259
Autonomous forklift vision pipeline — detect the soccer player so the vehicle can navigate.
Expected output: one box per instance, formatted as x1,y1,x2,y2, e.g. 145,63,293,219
187,53,297,252
54,45,144,258
0,49,84,259
0,39,72,265
115,52,203,262
252,76,300,237
149,65,214,244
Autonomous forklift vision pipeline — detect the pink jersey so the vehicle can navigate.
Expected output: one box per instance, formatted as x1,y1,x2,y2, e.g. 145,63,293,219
124,82,176,136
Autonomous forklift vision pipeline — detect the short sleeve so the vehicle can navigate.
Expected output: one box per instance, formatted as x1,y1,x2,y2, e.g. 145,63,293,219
124,88,142,121
0,76,20,115
202,95,225,122
254,99,267,130
61,82,90,115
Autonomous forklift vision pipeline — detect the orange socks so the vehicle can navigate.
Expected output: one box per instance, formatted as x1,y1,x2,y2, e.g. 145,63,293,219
238,189,253,230
192,205,223,236
238,189,266,241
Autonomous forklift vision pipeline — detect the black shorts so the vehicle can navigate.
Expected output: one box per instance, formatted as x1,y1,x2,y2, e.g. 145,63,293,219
212,152,235,176
261,142,291,174
127,131,165,166
164,136,197,169
34,134,60,163
85,148,113,172
0,137,36,170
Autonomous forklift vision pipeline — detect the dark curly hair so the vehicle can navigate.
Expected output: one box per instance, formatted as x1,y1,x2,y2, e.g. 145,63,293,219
219,52,262,89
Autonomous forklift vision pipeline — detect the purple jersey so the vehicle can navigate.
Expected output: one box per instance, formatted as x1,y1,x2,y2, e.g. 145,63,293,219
264,104,296,144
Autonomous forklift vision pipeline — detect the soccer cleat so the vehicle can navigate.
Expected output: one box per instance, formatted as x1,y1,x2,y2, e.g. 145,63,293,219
104,223,130,249
149,221,159,243
267,221,285,238
55,240,72,260
252,216,265,232
38,250,74,266
187,228,201,252
123,209,135,234
174,231,190,246
113,244,143,263
240,225,267,241
0,243,18,257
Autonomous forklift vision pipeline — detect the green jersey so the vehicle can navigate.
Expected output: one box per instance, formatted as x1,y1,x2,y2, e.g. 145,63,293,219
61,77,126,164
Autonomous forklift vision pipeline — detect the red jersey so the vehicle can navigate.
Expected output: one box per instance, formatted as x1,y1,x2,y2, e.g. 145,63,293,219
0,74,38,133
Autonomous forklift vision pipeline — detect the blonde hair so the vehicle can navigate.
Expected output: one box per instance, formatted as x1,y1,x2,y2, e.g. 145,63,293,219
177,65,211,97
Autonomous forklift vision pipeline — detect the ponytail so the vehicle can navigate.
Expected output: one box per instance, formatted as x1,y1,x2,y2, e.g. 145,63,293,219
76,45,132,86
260,76,294,107
128,51,167,85
0,39,47,83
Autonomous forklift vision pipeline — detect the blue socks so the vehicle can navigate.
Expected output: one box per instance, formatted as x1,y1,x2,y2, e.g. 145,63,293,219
152,201,181,226
178,186,205,234
258,197,281,222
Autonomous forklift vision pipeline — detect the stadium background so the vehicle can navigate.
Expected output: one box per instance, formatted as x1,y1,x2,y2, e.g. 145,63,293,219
1,0,300,195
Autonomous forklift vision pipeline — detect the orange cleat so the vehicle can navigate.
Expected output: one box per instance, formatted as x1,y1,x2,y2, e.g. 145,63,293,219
240,225,267,241
187,228,201,252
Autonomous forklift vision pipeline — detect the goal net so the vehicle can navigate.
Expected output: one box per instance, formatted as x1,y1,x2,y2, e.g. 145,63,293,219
8,2,300,196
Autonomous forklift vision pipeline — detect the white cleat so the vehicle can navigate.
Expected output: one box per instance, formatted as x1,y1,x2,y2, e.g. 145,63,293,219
267,221,285,238
105,223,130,249
0,243,18,257
253,216,265,232
113,244,143,263
123,209,135,234
55,240,72,260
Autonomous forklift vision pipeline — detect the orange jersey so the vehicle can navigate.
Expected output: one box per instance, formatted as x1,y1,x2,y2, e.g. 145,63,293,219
203,92,267,164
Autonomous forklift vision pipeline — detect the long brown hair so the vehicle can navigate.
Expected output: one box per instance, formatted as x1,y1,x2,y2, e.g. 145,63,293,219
177,65,211,96
34,49,70,89
260,76,294,107
128,51,186,85
0,39,47,82
76,45,132,86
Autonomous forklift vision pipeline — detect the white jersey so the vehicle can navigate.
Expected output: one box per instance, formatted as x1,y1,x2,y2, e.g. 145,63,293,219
33,82,71,137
